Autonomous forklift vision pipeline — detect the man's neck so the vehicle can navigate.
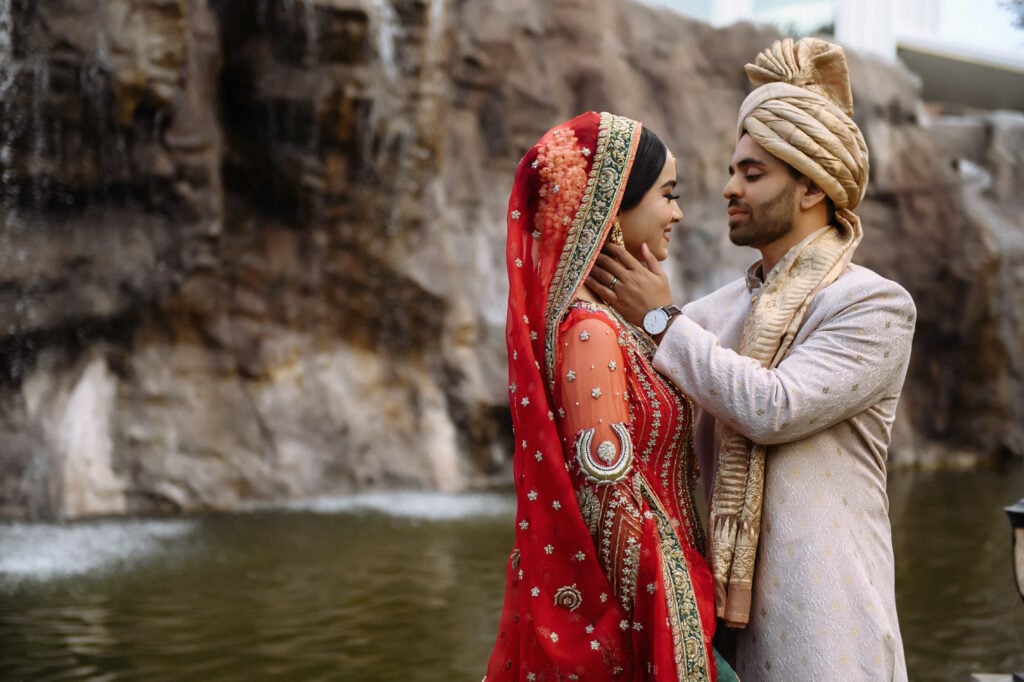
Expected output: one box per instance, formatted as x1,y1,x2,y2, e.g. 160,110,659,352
759,222,832,274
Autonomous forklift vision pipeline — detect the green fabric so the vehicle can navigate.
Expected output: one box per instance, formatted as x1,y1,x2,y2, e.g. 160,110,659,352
715,648,740,682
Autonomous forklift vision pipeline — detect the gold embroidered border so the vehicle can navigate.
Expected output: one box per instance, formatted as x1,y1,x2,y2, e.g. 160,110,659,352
544,112,640,386
639,476,712,681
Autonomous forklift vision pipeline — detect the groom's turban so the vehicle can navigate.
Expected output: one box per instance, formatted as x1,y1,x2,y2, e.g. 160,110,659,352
737,37,869,211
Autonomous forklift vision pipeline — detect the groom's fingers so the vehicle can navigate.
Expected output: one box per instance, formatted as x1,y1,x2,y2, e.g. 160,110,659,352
593,253,627,279
600,243,640,270
585,274,612,297
586,263,619,290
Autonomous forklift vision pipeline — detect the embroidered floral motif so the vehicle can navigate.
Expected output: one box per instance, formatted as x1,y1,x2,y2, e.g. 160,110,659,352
576,487,602,536
591,387,602,399
553,584,583,611
511,210,521,220
575,422,633,484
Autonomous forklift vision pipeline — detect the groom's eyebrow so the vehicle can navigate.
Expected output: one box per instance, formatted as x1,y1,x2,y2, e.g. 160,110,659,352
728,158,767,174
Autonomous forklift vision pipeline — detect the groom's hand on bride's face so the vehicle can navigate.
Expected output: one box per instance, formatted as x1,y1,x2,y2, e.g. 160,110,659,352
586,243,673,327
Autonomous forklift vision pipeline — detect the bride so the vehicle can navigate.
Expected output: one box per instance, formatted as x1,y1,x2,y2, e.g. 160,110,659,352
484,111,736,681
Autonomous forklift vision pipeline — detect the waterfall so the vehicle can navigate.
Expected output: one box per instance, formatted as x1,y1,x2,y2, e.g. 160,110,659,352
301,0,318,69
300,0,323,217
1,0,18,238
0,0,16,368
425,0,448,71
372,0,400,84
27,48,47,213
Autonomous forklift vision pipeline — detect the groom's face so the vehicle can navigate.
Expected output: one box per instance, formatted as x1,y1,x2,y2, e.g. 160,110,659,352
723,134,800,249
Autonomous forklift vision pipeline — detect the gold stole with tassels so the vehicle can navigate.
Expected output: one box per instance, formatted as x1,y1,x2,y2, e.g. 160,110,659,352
709,212,862,627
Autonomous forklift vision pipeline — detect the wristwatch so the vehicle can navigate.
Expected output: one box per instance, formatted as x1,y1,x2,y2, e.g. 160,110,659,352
642,305,682,336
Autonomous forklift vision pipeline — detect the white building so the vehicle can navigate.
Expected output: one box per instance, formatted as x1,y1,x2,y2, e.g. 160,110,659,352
643,0,1024,110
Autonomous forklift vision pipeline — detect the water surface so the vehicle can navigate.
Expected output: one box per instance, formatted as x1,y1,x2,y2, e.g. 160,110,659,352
1,473,1022,681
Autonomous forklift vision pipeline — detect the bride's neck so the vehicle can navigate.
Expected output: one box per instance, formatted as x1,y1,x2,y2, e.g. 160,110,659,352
577,285,601,303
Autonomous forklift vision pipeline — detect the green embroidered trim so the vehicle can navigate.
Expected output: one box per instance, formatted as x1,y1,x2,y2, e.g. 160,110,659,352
639,476,712,681
544,112,639,386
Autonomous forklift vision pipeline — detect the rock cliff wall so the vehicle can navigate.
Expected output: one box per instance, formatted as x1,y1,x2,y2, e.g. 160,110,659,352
0,0,1021,519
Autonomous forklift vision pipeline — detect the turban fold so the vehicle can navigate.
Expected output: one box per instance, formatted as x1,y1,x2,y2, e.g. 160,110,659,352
737,37,869,212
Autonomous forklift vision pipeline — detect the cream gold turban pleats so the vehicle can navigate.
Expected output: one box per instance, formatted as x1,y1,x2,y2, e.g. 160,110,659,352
738,37,869,218
709,37,868,627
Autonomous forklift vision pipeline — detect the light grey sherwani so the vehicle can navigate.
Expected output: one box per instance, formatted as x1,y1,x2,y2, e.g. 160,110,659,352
654,261,915,682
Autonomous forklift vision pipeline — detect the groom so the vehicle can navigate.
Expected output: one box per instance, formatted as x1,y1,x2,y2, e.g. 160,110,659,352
589,38,914,681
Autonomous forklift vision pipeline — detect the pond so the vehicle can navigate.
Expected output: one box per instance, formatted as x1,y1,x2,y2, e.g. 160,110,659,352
1,468,1022,681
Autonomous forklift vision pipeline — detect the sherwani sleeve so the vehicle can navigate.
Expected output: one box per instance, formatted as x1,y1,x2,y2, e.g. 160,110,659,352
653,282,916,445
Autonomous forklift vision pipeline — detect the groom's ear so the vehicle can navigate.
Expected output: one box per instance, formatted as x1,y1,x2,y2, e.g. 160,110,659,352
798,179,828,211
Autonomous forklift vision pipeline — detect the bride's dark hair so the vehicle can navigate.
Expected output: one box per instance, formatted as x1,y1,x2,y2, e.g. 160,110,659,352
620,126,667,211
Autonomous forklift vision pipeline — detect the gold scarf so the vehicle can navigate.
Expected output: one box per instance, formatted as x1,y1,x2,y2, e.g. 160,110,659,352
709,211,862,626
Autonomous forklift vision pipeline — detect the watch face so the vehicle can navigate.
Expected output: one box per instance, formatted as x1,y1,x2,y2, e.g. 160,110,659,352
643,308,668,335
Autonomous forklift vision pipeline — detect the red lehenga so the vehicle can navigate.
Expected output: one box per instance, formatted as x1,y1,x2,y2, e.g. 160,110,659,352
485,112,720,680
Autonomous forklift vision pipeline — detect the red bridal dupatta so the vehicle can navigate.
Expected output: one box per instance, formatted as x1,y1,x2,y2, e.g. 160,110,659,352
485,112,720,681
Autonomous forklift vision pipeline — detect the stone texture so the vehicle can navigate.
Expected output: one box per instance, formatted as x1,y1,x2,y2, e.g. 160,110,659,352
0,0,1021,519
